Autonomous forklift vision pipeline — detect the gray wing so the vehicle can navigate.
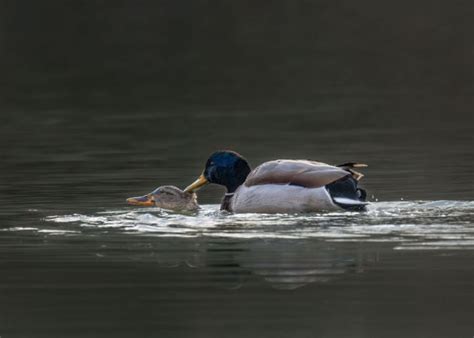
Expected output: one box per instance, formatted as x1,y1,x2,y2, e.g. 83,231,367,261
244,160,351,189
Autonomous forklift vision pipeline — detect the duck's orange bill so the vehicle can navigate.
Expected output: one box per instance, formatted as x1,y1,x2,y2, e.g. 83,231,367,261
126,194,154,206
184,174,208,193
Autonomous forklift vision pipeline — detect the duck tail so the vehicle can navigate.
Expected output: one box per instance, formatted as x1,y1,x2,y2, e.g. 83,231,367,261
336,163,368,181
337,162,368,168
326,175,368,211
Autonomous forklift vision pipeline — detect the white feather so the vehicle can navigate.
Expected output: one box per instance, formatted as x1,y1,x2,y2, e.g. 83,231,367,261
332,197,368,206
231,184,340,213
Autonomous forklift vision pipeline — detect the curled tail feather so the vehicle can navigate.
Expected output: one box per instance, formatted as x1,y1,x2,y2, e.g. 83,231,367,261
336,163,368,181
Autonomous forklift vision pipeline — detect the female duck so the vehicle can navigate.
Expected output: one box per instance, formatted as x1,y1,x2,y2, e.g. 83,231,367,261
127,186,199,211
184,150,368,213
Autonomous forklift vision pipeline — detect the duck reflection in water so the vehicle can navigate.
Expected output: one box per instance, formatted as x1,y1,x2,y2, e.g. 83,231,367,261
130,237,380,290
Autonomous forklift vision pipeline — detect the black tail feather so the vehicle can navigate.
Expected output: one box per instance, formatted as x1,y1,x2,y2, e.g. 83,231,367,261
326,176,367,211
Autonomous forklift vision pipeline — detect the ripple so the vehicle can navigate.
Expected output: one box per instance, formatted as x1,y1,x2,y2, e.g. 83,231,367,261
42,200,474,250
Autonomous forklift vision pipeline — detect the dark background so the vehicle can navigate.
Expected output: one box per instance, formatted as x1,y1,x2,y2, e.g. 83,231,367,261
1,0,474,110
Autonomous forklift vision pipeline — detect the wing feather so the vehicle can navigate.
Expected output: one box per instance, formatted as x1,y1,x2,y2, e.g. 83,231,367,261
244,160,350,188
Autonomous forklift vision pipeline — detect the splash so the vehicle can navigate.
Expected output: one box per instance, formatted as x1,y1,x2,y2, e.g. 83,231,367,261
38,200,474,250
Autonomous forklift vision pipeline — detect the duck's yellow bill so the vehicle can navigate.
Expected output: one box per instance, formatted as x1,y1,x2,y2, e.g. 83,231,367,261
126,194,154,206
184,174,208,193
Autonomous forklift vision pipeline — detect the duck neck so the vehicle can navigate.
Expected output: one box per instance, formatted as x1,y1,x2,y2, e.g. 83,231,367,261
220,193,234,212
225,164,250,193
226,182,242,194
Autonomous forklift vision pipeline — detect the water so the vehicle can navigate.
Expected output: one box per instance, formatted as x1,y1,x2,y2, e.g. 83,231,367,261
1,201,474,337
1,1,474,337
1,122,473,337
44,201,474,248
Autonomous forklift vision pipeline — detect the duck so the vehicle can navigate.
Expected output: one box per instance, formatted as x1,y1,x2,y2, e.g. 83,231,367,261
184,150,368,213
127,185,199,212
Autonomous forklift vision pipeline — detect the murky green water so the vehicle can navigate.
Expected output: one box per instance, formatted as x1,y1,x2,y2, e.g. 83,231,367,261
1,110,473,338
1,1,474,337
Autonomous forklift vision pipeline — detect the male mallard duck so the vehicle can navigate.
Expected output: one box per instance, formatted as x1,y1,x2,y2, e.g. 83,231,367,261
127,186,199,211
184,150,368,213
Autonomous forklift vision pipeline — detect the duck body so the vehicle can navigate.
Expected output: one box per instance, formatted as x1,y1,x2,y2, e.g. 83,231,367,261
185,151,368,214
228,184,338,213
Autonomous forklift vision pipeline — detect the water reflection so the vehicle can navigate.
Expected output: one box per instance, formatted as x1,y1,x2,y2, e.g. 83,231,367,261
231,239,377,290
37,199,474,289
83,234,378,290
1,199,470,292
1,201,473,337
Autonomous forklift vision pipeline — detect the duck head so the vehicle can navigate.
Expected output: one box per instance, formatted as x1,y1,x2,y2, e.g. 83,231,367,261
184,150,251,193
127,185,198,211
